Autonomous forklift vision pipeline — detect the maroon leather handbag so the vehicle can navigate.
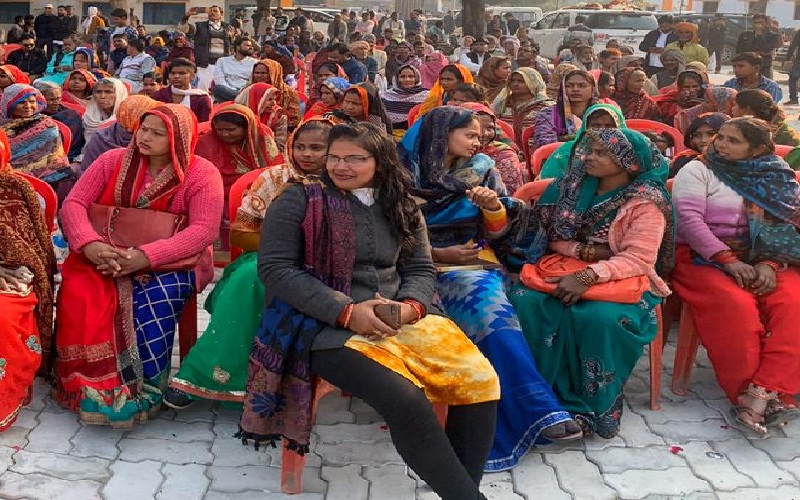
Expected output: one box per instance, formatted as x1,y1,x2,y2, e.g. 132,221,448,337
88,204,201,271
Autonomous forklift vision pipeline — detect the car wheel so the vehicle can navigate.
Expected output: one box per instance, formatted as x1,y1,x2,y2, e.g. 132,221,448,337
722,44,734,64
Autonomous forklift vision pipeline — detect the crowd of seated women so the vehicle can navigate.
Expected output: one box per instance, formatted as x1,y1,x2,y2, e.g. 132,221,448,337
1,26,799,500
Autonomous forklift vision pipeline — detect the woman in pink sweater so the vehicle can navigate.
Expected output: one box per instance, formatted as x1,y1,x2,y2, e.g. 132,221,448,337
510,128,674,439
671,117,800,436
55,104,223,428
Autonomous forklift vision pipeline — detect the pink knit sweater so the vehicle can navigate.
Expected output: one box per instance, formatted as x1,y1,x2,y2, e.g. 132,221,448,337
549,198,672,297
61,148,224,291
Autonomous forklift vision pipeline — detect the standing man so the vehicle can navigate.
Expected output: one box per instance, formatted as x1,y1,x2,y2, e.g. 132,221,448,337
639,14,677,77
382,12,405,40
405,10,422,35
443,11,455,36
328,42,367,84
356,12,375,35
459,37,488,74
328,14,348,43
706,14,727,74
784,28,800,105
736,14,781,79
212,36,257,101
65,5,80,34
34,4,56,56
346,11,358,36
505,13,520,37
7,16,24,44
194,5,231,92
51,6,71,53
723,52,783,102
106,34,128,73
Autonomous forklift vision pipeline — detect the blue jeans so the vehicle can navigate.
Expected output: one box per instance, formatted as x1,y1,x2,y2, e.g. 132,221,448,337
789,62,800,102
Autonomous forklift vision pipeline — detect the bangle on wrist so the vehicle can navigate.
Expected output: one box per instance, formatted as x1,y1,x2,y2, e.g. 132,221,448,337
337,303,354,329
573,268,598,286
711,250,739,265
758,261,780,272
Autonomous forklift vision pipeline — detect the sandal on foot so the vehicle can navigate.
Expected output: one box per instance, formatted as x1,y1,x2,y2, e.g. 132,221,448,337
765,400,800,428
541,420,584,442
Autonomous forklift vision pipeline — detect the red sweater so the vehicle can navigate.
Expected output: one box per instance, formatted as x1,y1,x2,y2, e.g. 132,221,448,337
61,148,224,291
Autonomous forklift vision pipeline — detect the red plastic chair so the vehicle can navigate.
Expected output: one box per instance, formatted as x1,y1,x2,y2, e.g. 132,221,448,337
407,103,422,126
514,177,663,410
626,119,686,154
17,172,57,232
496,120,515,145
227,168,268,261
529,142,565,180
54,120,72,155
775,145,794,158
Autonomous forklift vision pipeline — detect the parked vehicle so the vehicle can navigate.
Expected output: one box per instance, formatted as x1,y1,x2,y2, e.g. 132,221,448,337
530,9,658,60
485,7,544,29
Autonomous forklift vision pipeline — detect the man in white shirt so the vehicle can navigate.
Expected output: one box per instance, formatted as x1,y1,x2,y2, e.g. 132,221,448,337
356,12,375,35
212,36,258,101
459,37,488,74
116,38,156,93
381,12,405,40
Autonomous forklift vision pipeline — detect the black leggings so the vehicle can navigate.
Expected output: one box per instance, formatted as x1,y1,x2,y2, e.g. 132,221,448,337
311,347,497,500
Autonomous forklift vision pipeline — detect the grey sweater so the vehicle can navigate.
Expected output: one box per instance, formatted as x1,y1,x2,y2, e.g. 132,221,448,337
258,184,438,350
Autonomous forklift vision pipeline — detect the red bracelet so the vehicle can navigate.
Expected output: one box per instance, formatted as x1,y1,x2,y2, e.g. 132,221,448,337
336,303,354,329
401,299,426,323
758,261,781,272
711,250,739,265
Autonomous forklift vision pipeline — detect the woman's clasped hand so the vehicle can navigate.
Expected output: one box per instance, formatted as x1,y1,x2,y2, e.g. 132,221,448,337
82,241,150,277
723,260,777,295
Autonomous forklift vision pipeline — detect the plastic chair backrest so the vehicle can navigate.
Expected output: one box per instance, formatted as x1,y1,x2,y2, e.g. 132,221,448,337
520,126,535,167
17,172,57,232
496,120,515,145
513,178,554,204
530,142,564,179
54,120,72,155
626,119,686,154
228,167,268,260
407,103,422,126
775,145,794,158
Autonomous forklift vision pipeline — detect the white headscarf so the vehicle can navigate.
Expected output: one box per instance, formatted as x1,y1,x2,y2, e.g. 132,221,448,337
82,6,98,35
83,78,128,143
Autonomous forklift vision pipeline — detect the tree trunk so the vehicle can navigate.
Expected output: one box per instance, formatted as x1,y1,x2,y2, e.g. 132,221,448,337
461,0,486,37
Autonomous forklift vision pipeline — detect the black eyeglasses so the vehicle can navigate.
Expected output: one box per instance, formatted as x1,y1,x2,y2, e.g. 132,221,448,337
22,43,34,47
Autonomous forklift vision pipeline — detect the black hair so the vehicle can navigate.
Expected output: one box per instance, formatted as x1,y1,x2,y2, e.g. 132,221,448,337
316,61,340,76
169,57,196,72
735,88,782,122
677,71,704,88
326,122,420,252
213,112,249,129
110,8,126,19
330,43,349,55
112,33,126,40
14,15,23,23
440,64,465,82
731,52,762,69
723,117,774,154
234,36,253,49
142,72,159,82
128,38,145,52
20,34,35,43
451,83,487,103
657,14,674,24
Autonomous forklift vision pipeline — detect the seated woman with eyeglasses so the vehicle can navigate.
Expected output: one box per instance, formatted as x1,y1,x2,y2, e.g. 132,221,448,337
239,122,500,500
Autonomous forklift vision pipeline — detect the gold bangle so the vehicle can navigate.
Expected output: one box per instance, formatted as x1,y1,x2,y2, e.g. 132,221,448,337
574,269,598,286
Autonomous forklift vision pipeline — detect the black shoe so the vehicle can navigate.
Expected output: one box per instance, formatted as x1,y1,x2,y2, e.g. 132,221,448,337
784,100,800,106
163,387,195,410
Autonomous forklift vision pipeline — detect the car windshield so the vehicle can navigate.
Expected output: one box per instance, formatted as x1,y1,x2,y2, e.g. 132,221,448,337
585,13,658,31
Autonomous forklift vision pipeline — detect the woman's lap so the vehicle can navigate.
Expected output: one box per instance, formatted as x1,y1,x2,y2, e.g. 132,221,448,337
0,293,41,430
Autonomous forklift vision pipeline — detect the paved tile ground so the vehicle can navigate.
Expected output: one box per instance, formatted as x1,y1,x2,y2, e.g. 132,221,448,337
2,72,799,500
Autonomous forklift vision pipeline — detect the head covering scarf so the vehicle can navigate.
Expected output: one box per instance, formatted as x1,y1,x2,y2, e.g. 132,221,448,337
349,40,370,53
344,82,393,134
476,56,511,103
197,103,283,194
304,76,349,119
74,47,96,68
613,67,661,120
553,69,595,139
0,65,30,86
399,105,493,193
60,69,97,115
460,102,521,191
674,86,736,134
501,36,520,58
418,64,473,116
461,101,517,151
83,78,128,142
81,6,99,34
168,34,195,61
670,112,729,177
539,103,627,179
655,49,686,82
419,51,447,90
235,82,287,130
254,59,301,128
674,22,700,44
531,128,674,272
0,128,56,368
0,84,68,177
381,64,428,127
547,63,578,101
116,95,159,133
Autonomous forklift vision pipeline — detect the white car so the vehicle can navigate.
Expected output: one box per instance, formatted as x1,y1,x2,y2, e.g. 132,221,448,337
530,9,659,60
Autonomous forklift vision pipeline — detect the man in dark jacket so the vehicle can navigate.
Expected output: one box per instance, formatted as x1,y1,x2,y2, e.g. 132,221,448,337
706,14,727,74
194,4,231,91
785,29,800,105
34,4,56,56
6,35,48,78
7,16,24,44
639,14,677,77
65,5,80,34
328,42,367,84
736,14,782,79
